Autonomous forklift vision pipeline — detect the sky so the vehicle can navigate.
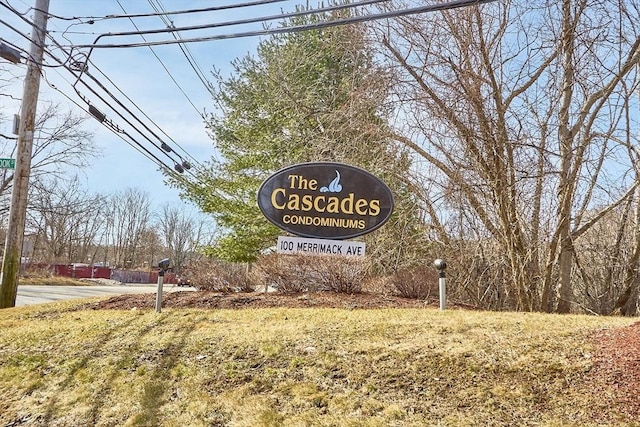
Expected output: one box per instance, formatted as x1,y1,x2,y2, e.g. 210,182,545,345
1,0,313,211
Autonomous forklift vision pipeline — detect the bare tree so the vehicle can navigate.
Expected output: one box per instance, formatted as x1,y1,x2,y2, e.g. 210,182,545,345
26,176,106,263
137,228,162,270
378,0,640,312
0,102,100,215
156,204,212,273
106,188,152,268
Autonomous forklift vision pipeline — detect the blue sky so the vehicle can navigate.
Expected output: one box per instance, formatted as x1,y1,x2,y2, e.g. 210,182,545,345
1,0,308,210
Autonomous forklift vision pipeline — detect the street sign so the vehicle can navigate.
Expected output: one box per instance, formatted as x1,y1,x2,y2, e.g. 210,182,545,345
277,236,366,256
0,158,15,169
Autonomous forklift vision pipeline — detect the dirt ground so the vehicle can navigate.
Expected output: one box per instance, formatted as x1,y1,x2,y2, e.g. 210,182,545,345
79,290,640,419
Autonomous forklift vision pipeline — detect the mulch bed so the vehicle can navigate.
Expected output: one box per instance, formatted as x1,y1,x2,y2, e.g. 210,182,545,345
79,291,437,310
590,322,640,420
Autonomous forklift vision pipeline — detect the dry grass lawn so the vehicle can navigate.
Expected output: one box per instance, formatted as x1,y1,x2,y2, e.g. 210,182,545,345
0,300,636,426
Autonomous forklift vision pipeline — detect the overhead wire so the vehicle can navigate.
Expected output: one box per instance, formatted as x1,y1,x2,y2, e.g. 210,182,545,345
147,0,222,166
74,0,388,48
64,0,391,113
53,86,179,180
43,0,294,169
150,0,214,97
0,17,70,68
110,0,206,168
1,32,189,186
49,0,392,169
2,0,205,173
42,0,290,22
1,4,199,182
3,0,499,190
50,0,289,48
114,0,204,114
71,66,198,175
2,0,407,192
85,57,205,169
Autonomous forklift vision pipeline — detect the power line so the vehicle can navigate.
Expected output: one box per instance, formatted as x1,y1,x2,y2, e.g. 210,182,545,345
114,0,205,114
3,0,499,185
0,17,71,67
32,50,188,178
150,0,215,97
71,66,194,172
74,0,388,48
2,2,203,173
115,0,211,166
43,0,290,21
50,1,379,169
1,27,196,181
37,65,170,171
85,56,205,169
63,0,392,103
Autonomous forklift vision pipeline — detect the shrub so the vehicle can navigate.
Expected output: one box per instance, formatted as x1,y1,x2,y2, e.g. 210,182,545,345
184,259,255,292
315,255,369,294
389,265,438,299
253,254,370,294
21,264,54,279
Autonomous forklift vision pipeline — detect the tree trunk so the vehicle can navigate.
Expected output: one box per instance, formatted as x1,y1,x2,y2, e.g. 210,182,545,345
555,0,576,314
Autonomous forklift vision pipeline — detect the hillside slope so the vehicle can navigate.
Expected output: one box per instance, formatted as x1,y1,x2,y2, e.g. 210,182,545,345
0,295,637,426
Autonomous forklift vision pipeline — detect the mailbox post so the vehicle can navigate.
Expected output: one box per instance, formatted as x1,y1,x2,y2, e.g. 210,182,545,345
434,259,447,311
156,259,170,313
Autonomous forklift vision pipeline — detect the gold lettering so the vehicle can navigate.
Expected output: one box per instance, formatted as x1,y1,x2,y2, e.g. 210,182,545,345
314,196,326,212
301,195,313,211
369,200,380,216
288,174,317,190
355,199,368,215
326,197,340,213
271,188,286,209
286,193,300,210
270,186,384,218
340,193,354,214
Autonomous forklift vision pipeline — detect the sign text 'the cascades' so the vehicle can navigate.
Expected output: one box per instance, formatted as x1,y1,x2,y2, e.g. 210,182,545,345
258,162,394,240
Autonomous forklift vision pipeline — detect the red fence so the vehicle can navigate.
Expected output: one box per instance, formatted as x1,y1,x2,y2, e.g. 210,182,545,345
52,264,112,279
25,263,176,284
111,269,176,284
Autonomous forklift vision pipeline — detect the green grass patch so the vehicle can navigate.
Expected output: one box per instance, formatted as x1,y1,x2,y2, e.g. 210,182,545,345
0,302,635,426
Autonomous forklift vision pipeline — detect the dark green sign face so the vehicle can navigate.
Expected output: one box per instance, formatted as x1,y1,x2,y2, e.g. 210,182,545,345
0,158,15,169
258,162,394,239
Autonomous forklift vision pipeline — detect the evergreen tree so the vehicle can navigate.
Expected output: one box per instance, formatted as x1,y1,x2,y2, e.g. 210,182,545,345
174,17,426,267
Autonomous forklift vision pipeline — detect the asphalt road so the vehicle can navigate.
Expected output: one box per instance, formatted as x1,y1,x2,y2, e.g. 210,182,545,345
15,284,196,307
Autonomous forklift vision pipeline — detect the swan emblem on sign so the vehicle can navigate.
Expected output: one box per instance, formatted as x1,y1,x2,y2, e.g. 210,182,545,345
320,170,342,193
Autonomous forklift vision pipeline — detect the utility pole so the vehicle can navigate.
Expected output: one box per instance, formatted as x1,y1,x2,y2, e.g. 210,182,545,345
0,0,50,308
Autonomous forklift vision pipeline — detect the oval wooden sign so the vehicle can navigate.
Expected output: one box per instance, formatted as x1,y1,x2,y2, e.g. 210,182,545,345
258,162,394,239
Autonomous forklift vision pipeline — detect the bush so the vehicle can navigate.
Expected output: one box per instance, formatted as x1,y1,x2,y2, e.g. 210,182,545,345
253,254,370,294
389,266,438,299
21,264,54,279
317,256,370,294
184,259,255,292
